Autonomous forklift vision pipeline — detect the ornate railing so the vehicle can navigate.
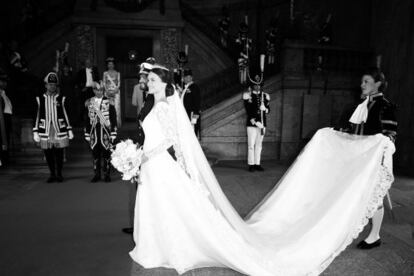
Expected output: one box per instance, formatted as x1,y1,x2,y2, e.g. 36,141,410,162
180,0,239,61
11,0,76,43
303,45,373,73
282,41,373,74
199,65,243,111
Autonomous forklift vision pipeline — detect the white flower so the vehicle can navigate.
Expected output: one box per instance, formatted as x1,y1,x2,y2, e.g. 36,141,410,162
111,139,143,182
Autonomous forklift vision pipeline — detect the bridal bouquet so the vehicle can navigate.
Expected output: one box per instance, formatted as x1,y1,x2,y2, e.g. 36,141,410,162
111,139,143,183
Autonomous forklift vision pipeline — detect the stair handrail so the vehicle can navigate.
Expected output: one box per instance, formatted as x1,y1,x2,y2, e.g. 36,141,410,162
179,0,239,61
199,65,243,111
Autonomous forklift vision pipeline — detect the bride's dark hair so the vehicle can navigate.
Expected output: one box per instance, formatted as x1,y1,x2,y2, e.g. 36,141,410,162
151,67,174,96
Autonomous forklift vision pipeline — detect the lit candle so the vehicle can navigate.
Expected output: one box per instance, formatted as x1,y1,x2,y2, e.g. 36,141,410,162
260,54,265,72
185,44,189,55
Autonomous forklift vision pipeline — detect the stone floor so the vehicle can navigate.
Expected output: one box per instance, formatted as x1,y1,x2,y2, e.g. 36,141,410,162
0,144,413,275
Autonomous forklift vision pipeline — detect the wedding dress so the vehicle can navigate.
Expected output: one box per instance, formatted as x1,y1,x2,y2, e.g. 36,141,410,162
129,92,395,276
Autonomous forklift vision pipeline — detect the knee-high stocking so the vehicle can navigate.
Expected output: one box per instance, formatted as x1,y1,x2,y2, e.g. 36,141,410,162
365,207,384,243
55,148,64,177
43,149,55,176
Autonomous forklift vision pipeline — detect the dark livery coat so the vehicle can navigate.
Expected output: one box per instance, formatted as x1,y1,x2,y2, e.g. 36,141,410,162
349,93,397,141
33,93,72,140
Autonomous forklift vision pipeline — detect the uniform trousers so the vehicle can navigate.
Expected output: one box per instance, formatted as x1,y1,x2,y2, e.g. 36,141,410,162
247,126,264,165
92,142,111,176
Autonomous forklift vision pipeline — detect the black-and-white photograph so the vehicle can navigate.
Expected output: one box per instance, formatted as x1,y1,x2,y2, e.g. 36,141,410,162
0,0,413,275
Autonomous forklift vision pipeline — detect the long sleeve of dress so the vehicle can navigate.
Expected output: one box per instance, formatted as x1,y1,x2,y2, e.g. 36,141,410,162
155,102,185,169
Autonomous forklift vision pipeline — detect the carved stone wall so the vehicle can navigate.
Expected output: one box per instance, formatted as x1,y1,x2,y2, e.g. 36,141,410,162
75,25,96,71
160,28,179,70
370,0,414,175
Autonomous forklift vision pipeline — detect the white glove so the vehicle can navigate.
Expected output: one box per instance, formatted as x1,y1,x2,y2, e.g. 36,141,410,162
85,136,90,142
255,122,264,129
68,130,74,140
33,132,40,143
191,118,198,124
260,104,267,112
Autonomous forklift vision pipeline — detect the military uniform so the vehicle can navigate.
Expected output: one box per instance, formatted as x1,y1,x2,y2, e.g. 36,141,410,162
85,95,117,182
181,69,201,137
136,60,156,146
243,88,270,171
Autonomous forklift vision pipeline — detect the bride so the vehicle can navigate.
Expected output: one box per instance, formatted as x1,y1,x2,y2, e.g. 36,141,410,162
129,64,395,275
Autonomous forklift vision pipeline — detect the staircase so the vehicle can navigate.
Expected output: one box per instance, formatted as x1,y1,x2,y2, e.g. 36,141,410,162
200,41,373,161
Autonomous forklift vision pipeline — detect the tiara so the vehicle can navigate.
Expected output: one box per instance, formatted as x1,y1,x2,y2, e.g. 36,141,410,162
106,57,115,62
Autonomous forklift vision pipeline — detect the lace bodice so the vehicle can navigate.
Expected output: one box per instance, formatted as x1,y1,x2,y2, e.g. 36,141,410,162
142,102,185,169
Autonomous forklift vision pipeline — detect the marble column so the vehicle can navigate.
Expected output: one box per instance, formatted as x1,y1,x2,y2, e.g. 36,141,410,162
75,25,96,71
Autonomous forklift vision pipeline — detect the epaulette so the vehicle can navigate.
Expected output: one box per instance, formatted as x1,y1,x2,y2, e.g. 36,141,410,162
243,91,251,100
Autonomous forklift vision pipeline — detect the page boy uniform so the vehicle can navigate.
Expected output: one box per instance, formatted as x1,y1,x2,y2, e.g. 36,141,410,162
84,82,117,182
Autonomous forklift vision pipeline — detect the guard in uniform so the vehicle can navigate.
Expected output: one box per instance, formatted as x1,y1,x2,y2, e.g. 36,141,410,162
341,67,397,249
33,72,74,182
243,77,270,172
181,69,201,137
84,81,117,182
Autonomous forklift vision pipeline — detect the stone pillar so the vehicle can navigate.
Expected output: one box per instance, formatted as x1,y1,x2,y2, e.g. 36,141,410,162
160,28,179,70
282,42,304,74
75,25,96,71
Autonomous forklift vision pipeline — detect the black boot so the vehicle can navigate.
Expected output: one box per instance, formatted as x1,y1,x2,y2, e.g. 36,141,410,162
103,158,111,182
91,159,101,182
248,165,255,172
47,175,56,183
255,165,264,171
122,227,133,234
